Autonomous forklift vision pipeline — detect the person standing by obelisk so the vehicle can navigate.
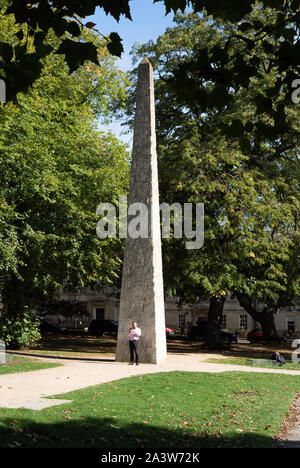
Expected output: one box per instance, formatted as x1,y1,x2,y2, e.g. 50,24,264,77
115,58,167,364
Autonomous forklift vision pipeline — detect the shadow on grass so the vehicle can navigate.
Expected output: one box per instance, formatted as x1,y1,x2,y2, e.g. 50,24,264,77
28,334,206,357
0,416,274,448
37,333,117,352
17,333,295,362
7,351,114,363
167,338,204,354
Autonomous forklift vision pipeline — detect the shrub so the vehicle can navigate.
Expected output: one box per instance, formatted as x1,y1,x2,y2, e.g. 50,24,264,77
236,328,248,338
0,310,41,349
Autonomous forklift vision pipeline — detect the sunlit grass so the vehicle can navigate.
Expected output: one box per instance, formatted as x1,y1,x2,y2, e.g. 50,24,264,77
0,371,298,448
0,356,61,375
205,357,300,371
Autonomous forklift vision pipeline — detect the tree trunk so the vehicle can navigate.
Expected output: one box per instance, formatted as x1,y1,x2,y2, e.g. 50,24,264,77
207,295,226,350
258,309,279,341
236,295,280,342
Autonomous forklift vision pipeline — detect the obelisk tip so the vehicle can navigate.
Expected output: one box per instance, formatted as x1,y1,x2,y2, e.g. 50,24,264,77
140,57,152,67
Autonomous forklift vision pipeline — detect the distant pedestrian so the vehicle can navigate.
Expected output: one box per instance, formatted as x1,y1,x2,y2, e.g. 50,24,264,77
57,315,63,325
128,321,141,366
271,351,285,366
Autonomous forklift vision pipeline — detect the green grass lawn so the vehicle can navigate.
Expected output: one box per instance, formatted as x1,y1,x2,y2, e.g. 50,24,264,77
0,371,299,448
0,356,62,375
205,357,300,371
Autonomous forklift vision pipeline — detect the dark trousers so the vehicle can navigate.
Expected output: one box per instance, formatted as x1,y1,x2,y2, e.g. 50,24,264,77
129,340,139,364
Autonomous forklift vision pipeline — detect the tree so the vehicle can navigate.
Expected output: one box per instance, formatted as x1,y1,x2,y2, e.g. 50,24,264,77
0,0,131,100
233,202,299,340
1,1,299,102
167,2,300,139
126,12,299,348
0,24,130,347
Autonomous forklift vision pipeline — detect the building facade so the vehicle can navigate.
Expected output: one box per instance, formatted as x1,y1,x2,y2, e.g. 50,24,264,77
47,288,300,337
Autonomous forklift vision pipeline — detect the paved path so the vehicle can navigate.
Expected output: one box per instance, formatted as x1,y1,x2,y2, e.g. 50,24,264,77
276,396,300,448
2,353,300,410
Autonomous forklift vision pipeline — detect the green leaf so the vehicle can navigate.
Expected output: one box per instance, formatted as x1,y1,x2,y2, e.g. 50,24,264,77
0,43,13,62
107,32,124,58
66,21,81,37
228,119,245,137
56,39,99,72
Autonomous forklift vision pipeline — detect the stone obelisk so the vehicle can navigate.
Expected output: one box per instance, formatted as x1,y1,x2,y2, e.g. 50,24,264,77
115,58,167,364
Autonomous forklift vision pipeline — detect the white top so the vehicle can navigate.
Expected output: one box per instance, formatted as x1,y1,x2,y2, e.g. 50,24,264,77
128,327,141,341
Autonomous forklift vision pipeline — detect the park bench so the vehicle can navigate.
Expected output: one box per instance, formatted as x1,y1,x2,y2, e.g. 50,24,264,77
251,359,282,368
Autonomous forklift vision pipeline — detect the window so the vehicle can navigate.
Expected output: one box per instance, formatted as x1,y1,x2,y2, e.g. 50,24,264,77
220,314,227,330
178,314,185,327
96,308,105,320
197,297,207,303
240,314,248,330
287,320,295,332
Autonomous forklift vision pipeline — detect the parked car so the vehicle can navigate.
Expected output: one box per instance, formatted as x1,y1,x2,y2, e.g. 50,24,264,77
247,328,287,343
166,327,175,338
39,318,62,334
220,330,238,344
247,328,264,343
187,323,237,343
88,319,118,337
187,324,207,340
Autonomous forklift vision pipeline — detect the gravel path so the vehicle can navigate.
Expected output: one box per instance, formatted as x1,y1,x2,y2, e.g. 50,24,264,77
1,353,300,410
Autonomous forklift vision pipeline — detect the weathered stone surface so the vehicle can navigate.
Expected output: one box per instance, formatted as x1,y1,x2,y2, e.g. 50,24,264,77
115,58,167,364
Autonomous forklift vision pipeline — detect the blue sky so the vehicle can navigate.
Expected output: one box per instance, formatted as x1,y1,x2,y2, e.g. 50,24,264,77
88,0,176,72
87,0,178,144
